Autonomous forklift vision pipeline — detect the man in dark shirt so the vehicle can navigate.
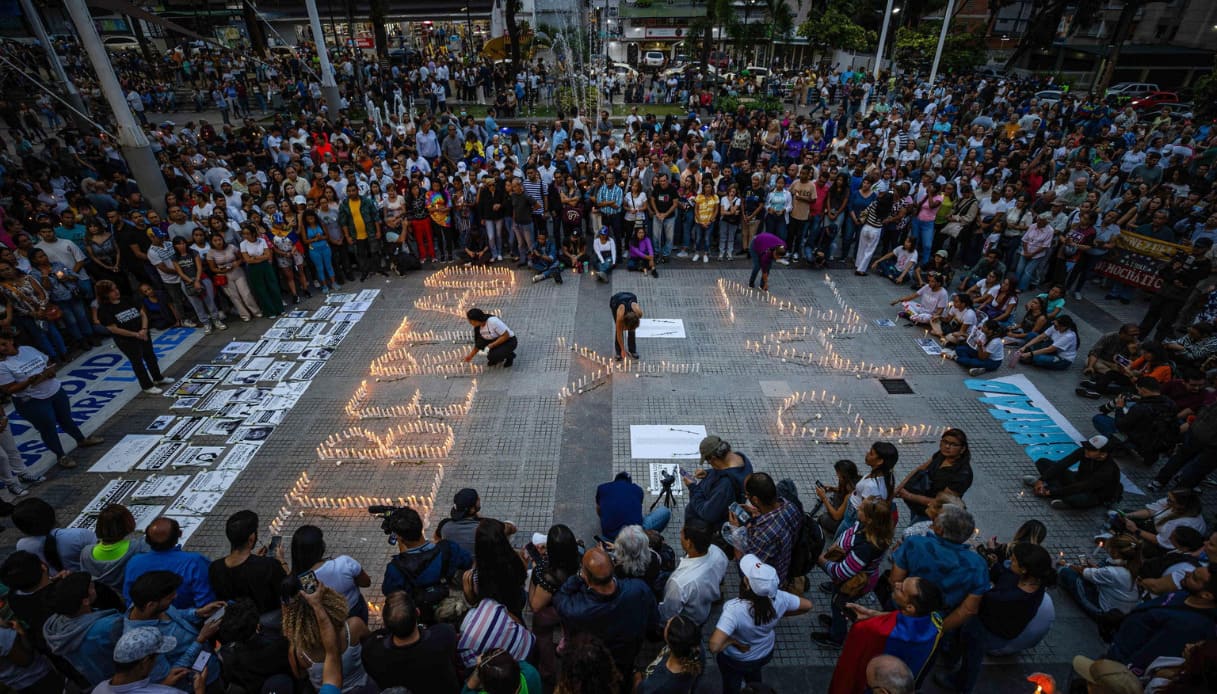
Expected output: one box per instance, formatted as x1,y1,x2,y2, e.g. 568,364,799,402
1023,435,1122,510
1105,565,1217,673
208,510,287,618
648,175,677,261
1139,239,1213,341
553,546,660,682
361,591,461,692
595,471,673,540
381,507,472,624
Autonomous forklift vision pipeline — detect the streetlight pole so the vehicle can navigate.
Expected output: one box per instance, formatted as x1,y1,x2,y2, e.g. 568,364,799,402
873,0,895,80
927,0,956,85
305,0,342,119
63,0,167,213
18,0,91,130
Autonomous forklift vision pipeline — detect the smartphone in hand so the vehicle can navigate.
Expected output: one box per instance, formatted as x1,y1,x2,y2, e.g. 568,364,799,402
191,651,211,673
298,570,319,595
729,502,752,525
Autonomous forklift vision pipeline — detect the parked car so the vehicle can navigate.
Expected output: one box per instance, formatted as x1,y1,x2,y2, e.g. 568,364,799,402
643,51,666,68
1129,91,1180,110
1105,82,1159,101
102,35,140,52
1153,101,1194,121
708,50,730,69
609,62,639,79
1033,89,1064,106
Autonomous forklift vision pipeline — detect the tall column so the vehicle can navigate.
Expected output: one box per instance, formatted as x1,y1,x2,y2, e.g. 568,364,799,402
305,0,342,117
63,0,167,213
19,0,91,131
873,0,895,80
927,0,956,86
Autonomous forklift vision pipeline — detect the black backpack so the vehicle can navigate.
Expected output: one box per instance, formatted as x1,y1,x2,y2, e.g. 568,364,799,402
390,542,454,622
777,479,825,583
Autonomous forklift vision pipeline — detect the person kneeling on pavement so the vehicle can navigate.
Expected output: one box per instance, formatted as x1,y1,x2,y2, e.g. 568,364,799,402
1090,377,1178,463
1022,435,1123,510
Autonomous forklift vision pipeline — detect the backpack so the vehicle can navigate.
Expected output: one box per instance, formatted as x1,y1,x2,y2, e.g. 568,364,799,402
390,543,454,621
777,479,825,586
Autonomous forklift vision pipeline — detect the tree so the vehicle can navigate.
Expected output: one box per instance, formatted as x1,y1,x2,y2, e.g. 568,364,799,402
894,21,985,73
1193,55,1217,118
798,1,874,55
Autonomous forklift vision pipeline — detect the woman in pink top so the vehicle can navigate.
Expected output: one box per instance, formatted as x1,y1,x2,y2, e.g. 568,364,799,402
911,181,943,267
1015,212,1056,291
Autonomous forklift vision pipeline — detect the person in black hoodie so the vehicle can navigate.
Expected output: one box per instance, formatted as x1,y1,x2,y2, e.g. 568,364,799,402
216,598,293,693
682,435,752,527
1091,376,1177,462
1022,435,1122,510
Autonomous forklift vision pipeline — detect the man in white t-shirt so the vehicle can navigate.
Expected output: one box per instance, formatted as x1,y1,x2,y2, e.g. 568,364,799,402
892,272,949,325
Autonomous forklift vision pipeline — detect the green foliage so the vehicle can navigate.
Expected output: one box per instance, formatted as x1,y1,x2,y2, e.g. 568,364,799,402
894,22,986,73
556,86,599,116
1194,55,1217,118
714,94,783,115
798,5,874,52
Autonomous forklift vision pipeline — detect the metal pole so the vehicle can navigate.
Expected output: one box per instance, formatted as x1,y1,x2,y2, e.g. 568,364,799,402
63,0,167,214
927,0,955,85
19,0,91,130
305,0,343,117
873,0,894,80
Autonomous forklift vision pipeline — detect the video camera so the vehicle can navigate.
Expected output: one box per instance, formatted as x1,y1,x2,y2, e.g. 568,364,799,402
368,505,407,541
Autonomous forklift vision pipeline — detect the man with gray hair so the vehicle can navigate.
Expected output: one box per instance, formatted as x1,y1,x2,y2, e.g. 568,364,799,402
887,504,989,632
866,654,914,694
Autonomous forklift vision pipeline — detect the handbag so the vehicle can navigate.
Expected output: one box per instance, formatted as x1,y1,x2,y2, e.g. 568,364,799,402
213,273,228,287
822,545,869,597
41,304,64,321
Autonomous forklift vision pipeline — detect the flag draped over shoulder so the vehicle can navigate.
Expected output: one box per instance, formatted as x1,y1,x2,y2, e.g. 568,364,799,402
828,611,944,694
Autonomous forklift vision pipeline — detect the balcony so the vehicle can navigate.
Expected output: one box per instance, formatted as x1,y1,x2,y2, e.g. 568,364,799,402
617,0,708,20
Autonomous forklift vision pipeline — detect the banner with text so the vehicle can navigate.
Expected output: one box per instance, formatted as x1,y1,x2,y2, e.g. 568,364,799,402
1092,230,1191,292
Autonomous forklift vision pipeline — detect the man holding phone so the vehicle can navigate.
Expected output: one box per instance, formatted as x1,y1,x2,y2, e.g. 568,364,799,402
723,473,803,584
93,627,207,694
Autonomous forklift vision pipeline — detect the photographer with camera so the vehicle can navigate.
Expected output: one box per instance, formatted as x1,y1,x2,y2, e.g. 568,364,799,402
379,507,472,626
595,471,671,541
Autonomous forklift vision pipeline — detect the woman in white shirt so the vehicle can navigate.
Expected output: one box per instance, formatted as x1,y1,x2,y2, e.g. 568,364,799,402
291,525,371,621
718,185,743,260
891,271,950,325
1114,489,1207,553
623,179,648,228
1018,315,1078,370
463,308,517,368
820,441,900,544
946,319,1007,376
708,555,812,692
933,293,978,345
1057,533,1141,620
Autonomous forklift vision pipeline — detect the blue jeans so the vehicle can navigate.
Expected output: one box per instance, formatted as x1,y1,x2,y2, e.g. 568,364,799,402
1030,354,1072,370
840,216,860,259
803,216,824,258
954,345,1001,372
1058,566,1104,619
12,388,88,458
692,223,712,253
530,259,562,280
308,242,336,285
764,214,787,240
719,221,740,255
1092,414,1118,437
1016,255,1047,291
911,217,935,265
716,650,773,694
642,507,671,533
593,257,614,275
16,316,67,361
54,299,94,342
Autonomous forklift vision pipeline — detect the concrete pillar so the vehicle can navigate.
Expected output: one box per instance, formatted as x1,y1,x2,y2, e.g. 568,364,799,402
19,0,92,132
64,0,167,213
305,0,342,118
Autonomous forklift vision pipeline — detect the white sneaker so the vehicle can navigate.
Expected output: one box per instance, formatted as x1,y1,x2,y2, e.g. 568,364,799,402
691,253,700,262
203,322,213,334
702,254,709,264
677,250,690,258
776,258,791,265
7,483,28,497
213,319,228,330
156,377,174,385
143,386,164,395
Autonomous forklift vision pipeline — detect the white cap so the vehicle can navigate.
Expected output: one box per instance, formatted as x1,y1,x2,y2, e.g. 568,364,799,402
1082,435,1109,451
738,554,779,597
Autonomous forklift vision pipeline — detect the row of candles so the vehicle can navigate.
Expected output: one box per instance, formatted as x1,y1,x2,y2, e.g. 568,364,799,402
423,265,517,289
345,380,479,420
746,340,905,378
269,466,444,535
386,316,469,350
371,347,480,378
716,278,865,328
317,420,455,461
774,389,946,442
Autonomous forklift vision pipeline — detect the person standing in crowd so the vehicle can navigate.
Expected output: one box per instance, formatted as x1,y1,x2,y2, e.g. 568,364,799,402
0,334,104,469
95,280,172,395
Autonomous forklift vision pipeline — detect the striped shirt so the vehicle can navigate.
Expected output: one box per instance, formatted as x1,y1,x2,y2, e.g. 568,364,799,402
456,598,535,668
823,522,885,587
521,179,546,214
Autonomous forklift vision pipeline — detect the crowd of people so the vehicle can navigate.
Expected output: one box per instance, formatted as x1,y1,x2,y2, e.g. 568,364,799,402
0,25,1215,694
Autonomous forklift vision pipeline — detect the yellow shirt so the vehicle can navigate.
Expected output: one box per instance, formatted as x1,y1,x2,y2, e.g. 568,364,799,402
695,194,718,225
350,199,368,240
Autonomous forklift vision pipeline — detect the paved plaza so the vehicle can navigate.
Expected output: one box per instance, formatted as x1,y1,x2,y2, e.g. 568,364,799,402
1,260,1152,691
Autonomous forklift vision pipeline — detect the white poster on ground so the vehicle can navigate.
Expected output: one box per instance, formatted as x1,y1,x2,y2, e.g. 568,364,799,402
88,435,163,473
629,425,707,460
636,319,687,338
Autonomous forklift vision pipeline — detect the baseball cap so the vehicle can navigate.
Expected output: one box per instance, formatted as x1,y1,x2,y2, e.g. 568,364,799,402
739,554,779,598
113,626,177,664
451,488,479,518
935,249,948,258
1071,657,1141,694
699,435,725,461
598,227,609,236
1081,434,1109,451
293,195,307,205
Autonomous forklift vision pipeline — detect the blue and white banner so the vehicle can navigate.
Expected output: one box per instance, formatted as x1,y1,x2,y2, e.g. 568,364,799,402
7,328,203,471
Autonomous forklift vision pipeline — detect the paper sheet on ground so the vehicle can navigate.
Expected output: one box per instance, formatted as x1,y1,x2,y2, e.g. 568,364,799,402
630,425,707,459
635,319,686,338
89,435,163,472
647,463,685,496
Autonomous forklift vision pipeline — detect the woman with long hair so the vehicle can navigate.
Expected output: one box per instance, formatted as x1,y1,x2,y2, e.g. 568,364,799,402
94,279,169,394
709,555,812,691
525,524,580,687
238,224,284,318
206,231,260,321
853,190,896,275
812,497,895,647
895,428,974,523
1057,532,1141,621
635,614,703,693
28,248,102,350
280,580,373,693
462,518,528,618
831,441,899,543
290,525,371,622
302,209,339,294
1114,488,1207,556
463,308,517,367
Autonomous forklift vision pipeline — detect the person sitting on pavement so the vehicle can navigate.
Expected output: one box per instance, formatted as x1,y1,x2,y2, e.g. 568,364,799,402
658,519,728,627
380,507,473,625
891,271,949,326
829,576,945,694
1077,344,1173,398
122,517,217,610
1162,321,1217,368
683,435,753,528
434,487,489,555
956,249,1006,291
1021,435,1123,510
1081,323,1141,379
865,655,914,694
596,471,671,540
1017,315,1080,370
214,598,293,694
208,510,287,619
1148,400,1217,493
11,497,97,575
634,614,703,694
812,497,896,649
887,504,990,633
79,504,148,595
939,543,1057,694
1091,377,1178,462
279,579,375,693
1069,656,1144,694
893,428,974,525
1104,565,1217,675
527,229,563,284
1136,528,1210,597
1057,533,1141,623
552,545,660,685
1110,488,1207,556
627,224,659,277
